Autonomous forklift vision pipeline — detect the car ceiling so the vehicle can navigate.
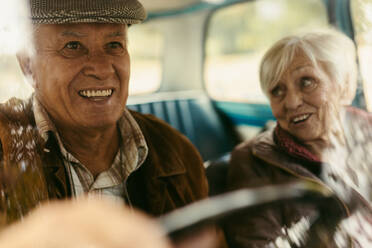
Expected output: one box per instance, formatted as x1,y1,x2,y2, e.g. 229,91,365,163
140,0,201,12
140,0,247,19
141,0,249,13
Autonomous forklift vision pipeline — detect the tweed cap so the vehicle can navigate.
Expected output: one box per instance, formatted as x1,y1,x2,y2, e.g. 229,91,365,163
30,0,147,24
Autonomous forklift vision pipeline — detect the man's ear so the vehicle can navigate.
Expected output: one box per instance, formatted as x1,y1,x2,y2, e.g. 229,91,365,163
16,52,32,77
16,52,36,88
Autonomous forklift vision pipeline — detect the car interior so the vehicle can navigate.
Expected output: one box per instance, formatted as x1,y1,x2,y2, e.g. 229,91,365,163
125,0,368,197
1,0,372,245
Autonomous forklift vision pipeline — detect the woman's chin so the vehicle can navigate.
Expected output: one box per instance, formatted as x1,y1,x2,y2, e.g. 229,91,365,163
290,130,322,143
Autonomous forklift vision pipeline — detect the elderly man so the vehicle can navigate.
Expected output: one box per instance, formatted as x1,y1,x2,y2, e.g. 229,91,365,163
0,0,207,224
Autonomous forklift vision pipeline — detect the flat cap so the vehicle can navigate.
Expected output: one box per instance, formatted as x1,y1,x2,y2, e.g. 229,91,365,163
30,0,147,24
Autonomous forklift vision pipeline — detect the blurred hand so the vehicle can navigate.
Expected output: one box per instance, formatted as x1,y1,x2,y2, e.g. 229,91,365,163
0,196,171,248
172,226,227,248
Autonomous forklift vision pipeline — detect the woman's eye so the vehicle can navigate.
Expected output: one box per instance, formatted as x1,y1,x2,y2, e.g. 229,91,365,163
60,41,86,58
300,77,317,91
271,86,284,98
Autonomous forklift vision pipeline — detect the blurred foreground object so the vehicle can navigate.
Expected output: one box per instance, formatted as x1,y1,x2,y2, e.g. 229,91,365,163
172,226,221,248
0,99,49,226
0,196,171,248
159,181,355,247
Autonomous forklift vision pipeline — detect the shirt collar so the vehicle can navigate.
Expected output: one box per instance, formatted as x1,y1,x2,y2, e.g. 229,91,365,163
118,107,148,170
33,95,57,142
32,95,148,170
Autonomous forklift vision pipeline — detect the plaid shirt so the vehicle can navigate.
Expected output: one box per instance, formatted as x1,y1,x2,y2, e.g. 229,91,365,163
33,96,148,203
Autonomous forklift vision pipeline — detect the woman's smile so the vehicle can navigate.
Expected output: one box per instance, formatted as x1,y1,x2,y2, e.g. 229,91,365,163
269,53,341,142
290,113,312,125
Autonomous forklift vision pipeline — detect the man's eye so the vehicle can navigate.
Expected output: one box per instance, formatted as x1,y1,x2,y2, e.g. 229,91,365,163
105,42,125,55
107,42,123,49
65,41,81,50
60,41,86,58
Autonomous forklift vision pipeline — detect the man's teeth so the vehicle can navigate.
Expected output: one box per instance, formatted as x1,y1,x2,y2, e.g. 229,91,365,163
79,89,113,97
293,114,310,123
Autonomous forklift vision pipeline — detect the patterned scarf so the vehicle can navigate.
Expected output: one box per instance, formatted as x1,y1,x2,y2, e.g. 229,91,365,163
274,125,321,163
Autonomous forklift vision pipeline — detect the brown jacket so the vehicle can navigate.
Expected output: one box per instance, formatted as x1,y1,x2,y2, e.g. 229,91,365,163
0,98,208,222
224,108,372,248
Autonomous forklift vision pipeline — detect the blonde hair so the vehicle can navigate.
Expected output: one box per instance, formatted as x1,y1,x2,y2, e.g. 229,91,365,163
259,29,357,105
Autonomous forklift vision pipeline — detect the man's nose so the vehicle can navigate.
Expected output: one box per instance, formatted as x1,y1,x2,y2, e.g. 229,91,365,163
82,53,115,80
284,90,303,110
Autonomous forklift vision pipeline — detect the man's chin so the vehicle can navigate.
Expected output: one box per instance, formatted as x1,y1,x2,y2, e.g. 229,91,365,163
78,116,120,130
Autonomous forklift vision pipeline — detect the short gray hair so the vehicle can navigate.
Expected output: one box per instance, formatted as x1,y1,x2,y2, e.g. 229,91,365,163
259,29,357,105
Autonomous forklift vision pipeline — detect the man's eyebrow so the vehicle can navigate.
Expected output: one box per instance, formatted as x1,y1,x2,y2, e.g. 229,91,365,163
106,31,125,38
59,30,126,39
61,31,87,38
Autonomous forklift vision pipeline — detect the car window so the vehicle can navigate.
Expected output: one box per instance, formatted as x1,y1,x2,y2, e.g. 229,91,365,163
205,0,329,103
0,1,33,103
128,22,163,95
351,0,372,111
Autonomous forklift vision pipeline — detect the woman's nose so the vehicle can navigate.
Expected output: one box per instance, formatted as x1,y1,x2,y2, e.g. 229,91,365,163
284,90,303,110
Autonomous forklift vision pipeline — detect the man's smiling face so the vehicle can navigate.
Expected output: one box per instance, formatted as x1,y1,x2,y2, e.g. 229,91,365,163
29,23,130,131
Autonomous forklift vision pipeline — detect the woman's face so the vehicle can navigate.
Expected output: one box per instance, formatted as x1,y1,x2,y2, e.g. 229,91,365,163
269,53,342,143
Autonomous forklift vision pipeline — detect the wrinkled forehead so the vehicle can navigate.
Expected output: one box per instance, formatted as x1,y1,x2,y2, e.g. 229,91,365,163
34,23,128,35
32,23,128,43
283,51,317,75
268,48,318,90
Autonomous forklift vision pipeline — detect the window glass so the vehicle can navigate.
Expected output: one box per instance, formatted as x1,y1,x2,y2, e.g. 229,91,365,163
351,0,372,111
128,22,163,95
0,1,33,103
0,57,33,103
205,0,329,103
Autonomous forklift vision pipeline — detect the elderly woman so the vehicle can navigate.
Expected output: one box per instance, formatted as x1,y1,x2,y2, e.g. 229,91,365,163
224,30,372,247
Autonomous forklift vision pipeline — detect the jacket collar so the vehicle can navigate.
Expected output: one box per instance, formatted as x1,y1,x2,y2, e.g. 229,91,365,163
251,128,320,181
41,132,71,199
34,96,149,179
129,110,187,179
252,108,372,198
251,118,372,222
274,125,321,163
